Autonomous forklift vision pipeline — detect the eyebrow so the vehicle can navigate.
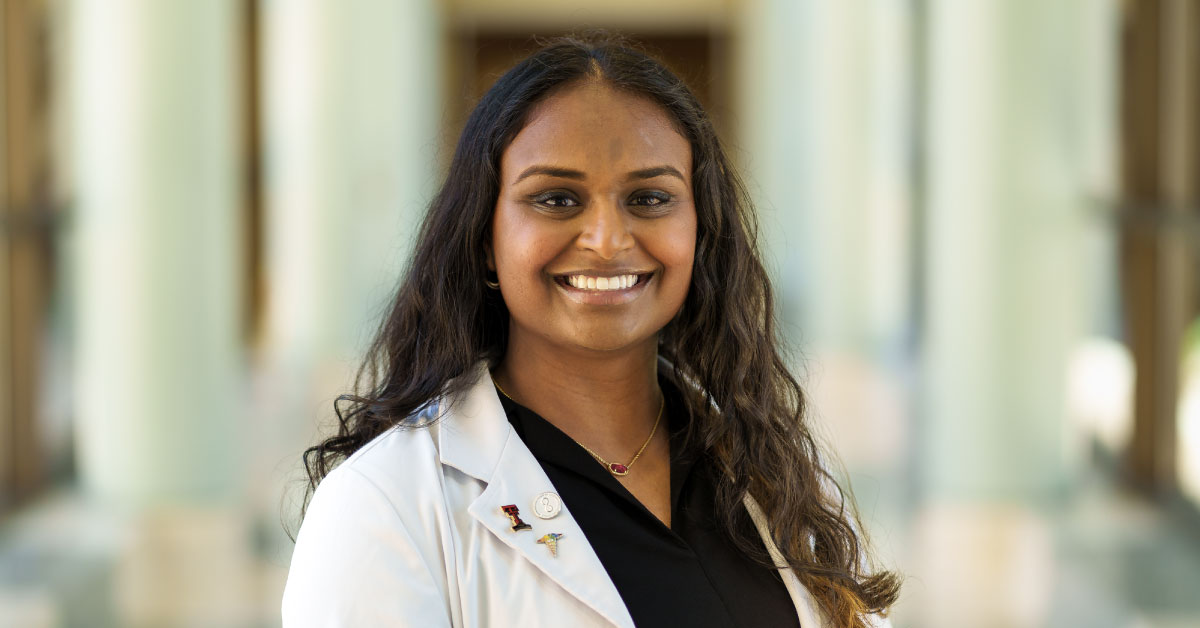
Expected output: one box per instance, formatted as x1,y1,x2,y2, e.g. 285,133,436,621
514,166,585,183
625,166,686,183
513,164,687,185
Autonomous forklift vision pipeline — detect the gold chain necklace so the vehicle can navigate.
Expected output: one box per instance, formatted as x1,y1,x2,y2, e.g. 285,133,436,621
491,375,664,477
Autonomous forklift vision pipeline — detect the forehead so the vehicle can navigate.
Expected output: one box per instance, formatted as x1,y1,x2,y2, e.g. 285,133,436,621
501,82,692,178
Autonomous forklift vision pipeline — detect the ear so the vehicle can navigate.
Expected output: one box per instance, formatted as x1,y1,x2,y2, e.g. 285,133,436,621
484,242,496,272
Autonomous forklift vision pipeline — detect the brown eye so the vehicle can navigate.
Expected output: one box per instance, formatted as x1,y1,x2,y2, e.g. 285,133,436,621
533,192,580,209
629,191,671,207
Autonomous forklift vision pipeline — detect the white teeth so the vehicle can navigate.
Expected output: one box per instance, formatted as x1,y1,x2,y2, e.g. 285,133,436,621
565,274,640,291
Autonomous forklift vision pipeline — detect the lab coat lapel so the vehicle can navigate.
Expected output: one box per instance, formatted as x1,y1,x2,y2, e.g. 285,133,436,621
438,364,635,628
743,494,828,628
468,431,635,628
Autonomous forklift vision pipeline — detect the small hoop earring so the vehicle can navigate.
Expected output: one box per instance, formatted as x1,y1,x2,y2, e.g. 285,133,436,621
485,274,500,290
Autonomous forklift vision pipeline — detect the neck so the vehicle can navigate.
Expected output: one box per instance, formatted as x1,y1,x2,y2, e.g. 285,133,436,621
493,329,662,455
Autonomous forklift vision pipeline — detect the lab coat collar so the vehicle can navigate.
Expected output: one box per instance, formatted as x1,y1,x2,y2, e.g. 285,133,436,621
433,363,510,482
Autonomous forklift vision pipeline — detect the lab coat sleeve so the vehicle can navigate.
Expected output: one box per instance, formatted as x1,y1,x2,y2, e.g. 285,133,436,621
282,465,453,627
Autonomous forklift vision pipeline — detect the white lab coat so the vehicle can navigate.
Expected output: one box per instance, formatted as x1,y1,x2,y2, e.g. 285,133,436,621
282,362,891,627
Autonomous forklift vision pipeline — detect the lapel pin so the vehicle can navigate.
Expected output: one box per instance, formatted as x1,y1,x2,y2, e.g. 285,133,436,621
536,533,564,557
532,492,562,519
500,504,533,532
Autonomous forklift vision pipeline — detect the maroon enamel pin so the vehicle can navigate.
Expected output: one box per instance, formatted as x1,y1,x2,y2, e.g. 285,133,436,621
500,504,533,532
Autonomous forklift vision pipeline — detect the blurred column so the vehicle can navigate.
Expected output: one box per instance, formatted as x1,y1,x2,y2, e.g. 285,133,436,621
734,0,914,354
733,1,916,483
257,0,441,521
68,0,244,501
261,0,439,365
920,0,1115,499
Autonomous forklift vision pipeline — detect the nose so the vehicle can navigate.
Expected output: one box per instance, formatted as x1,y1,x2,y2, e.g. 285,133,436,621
575,200,634,259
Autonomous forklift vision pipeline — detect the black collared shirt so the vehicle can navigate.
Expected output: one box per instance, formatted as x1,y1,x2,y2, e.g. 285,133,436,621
496,377,801,628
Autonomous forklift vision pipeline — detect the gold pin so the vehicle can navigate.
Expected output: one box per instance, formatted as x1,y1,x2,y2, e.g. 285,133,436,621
536,533,564,557
500,504,532,532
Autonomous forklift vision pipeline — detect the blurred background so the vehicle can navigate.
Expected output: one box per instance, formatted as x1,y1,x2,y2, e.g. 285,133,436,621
1,0,1198,626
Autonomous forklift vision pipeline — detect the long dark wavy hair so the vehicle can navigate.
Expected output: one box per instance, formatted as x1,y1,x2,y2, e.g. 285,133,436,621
300,34,900,627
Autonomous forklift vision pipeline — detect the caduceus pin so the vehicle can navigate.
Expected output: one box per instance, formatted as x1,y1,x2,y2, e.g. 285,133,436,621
536,533,564,557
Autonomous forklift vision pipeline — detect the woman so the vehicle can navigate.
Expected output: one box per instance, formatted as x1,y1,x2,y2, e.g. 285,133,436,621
283,35,900,628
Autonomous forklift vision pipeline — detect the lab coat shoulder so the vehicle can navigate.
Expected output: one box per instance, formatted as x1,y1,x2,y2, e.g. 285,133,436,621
282,424,461,627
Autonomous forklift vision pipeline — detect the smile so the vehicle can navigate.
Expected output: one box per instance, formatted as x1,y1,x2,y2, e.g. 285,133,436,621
553,271,655,304
561,273,644,291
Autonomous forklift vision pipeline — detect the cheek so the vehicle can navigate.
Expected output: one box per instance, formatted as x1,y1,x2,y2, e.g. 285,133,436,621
492,208,556,282
661,212,698,282
491,205,524,271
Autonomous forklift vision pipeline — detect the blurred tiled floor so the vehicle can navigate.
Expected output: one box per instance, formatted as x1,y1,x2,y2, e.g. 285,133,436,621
1,470,1198,628
0,492,288,628
871,472,1200,628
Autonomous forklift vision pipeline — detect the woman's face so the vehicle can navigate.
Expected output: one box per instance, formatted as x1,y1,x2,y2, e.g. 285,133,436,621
490,81,696,356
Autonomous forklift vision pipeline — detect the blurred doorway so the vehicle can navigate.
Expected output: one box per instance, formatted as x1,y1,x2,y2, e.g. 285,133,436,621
0,0,61,513
445,30,733,159
1118,0,1200,509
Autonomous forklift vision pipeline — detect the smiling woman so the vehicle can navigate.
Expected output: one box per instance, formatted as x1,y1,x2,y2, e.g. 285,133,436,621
283,34,899,628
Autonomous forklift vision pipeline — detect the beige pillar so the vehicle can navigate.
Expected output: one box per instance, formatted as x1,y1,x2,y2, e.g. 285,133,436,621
735,0,914,353
920,0,1114,498
69,0,244,501
256,0,442,526
733,0,916,479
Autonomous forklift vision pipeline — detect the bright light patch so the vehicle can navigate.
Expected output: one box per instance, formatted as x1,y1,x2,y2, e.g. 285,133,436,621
1067,337,1134,453
1177,320,1200,504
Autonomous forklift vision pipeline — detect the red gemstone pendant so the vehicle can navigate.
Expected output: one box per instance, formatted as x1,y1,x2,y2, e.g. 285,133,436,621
609,463,629,476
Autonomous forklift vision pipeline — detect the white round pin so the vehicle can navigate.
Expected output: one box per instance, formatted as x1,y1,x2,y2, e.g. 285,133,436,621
532,492,562,519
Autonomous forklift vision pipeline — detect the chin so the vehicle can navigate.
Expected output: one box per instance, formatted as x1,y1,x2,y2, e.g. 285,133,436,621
559,325,660,355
